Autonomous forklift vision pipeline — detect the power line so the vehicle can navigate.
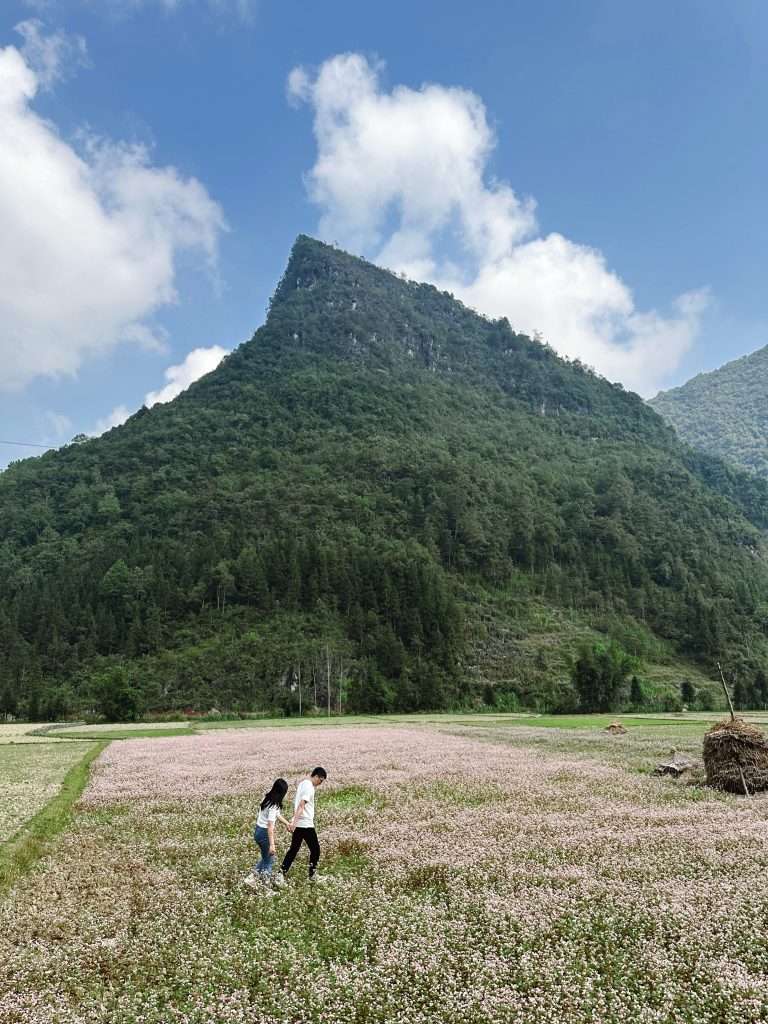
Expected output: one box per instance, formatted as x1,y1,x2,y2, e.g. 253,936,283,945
0,440,53,449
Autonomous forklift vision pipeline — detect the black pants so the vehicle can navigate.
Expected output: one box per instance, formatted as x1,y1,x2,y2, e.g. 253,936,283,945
281,827,320,877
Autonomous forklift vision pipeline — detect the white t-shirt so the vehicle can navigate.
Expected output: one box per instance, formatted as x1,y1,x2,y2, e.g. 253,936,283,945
256,803,280,829
294,778,315,827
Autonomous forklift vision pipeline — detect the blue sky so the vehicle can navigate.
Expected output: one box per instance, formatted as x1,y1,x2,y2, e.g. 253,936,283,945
1,0,766,469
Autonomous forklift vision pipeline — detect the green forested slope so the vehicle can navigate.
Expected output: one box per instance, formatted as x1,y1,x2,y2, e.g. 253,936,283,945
650,345,768,477
1,236,767,718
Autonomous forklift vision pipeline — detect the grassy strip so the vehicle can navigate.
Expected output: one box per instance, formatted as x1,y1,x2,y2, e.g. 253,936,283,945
199,711,730,732
27,723,87,737
55,727,192,741
458,713,709,731
0,740,107,894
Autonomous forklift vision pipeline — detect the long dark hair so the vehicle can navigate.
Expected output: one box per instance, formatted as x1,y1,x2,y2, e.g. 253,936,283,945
260,778,288,811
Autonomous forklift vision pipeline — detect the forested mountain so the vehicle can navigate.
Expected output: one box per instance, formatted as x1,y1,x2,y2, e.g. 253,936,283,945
650,345,768,477
2,236,768,719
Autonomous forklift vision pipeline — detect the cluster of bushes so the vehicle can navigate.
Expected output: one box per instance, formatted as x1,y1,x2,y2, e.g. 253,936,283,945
562,642,726,714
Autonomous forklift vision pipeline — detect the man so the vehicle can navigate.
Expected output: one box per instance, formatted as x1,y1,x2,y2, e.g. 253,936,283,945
278,766,327,884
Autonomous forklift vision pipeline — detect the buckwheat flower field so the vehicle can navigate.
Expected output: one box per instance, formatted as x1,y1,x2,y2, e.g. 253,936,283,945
2,723,768,1023
0,741,91,842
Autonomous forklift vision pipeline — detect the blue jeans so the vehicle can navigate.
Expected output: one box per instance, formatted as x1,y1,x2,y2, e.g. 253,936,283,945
253,826,274,875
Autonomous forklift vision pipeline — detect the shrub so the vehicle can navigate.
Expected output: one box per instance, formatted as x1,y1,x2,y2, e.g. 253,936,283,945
97,668,142,723
572,642,638,713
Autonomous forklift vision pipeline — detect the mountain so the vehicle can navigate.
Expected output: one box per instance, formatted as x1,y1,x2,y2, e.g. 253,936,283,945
2,235,768,720
650,346,768,478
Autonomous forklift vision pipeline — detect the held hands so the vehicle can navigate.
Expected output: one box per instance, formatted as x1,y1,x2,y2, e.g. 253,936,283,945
269,846,276,856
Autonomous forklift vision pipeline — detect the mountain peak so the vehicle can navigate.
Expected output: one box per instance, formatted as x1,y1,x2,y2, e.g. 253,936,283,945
275,233,432,310
2,232,768,720
256,235,667,440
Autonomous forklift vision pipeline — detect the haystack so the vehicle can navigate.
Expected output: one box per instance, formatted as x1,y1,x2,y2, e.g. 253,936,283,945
604,721,627,735
703,717,768,794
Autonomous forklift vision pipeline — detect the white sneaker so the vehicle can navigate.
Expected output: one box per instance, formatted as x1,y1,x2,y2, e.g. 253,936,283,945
242,874,261,889
273,874,288,888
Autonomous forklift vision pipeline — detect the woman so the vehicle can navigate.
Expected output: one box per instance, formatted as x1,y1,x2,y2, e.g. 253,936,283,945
243,778,293,889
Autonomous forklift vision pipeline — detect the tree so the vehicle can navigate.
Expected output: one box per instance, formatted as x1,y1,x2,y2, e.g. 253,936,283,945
0,685,18,721
572,643,637,713
41,685,73,722
101,560,136,604
26,685,41,722
754,669,768,710
234,546,268,607
680,678,696,709
698,687,717,711
346,661,393,713
98,667,142,722
733,678,750,711
211,561,235,612
629,675,645,710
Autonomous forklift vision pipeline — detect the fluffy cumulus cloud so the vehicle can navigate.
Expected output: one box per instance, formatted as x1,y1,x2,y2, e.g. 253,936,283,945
94,345,229,435
290,54,708,396
0,31,226,392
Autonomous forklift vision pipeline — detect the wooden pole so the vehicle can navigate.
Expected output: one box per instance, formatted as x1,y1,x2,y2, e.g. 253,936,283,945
717,662,736,721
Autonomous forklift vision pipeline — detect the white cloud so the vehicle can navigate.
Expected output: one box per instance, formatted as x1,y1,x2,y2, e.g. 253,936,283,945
93,345,229,435
459,235,709,393
144,345,229,406
93,405,131,436
290,54,708,396
0,38,227,392
15,19,87,89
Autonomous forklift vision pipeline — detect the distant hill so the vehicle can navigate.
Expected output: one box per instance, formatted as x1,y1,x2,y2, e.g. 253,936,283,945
650,346,768,477
2,236,768,719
